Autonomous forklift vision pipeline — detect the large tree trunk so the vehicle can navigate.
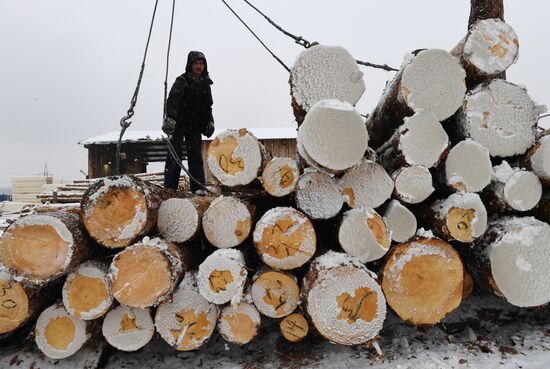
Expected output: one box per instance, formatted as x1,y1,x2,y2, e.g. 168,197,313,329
81,175,165,249
381,236,464,325
301,252,386,345
101,305,155,352
0,210,92,285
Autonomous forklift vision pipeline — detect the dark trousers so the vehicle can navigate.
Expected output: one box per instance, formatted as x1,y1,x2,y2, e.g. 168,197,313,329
164,124,205,192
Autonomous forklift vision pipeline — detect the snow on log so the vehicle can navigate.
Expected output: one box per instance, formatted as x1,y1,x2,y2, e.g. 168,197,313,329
484,161,542,212
295,170,343,220
35,303,89,359
253,207,316,270
289,45,365,124
391,166,434,204
455,79,538,157
197,249,247,305
62,261,112,320
443,139,492,192
81,175,164,248
207,129,268,187
366,49,466,149
452,19,518,82
381,236,464,325
463,216,550,307
202,196,253,249
109,238,183,308
301,252,386,345
341,158,393,209
423,192,488,243
521,131,550,186
0,210,91,284
155,272,218,351
251,270,299,318
157,197,213,243
218,301,261,345
381,200,417,243
261,157,300,197
338,208,391,262
102,305,155,352
297,99,368,173
376,112,450,173
280,313,309,343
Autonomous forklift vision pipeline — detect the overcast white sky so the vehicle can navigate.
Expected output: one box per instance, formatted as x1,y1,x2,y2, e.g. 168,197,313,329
0,0,548,189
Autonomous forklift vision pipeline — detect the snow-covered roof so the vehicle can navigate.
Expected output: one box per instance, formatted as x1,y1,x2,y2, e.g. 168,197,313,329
79,127,297,145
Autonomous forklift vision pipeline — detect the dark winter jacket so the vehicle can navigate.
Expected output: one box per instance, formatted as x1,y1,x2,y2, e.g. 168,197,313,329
166,51,214,133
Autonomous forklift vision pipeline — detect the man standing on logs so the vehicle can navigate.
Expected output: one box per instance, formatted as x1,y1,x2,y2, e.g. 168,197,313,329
162,51,215,193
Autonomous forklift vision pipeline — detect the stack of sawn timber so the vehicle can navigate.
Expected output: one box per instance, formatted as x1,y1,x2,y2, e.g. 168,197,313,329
1,12,550,360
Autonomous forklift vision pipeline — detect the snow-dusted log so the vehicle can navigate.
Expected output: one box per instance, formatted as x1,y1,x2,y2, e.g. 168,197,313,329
253,207,316,270
81,175,165,248
381,200,417,243
202,196,253,248
295,171,343,220
207,129,268,187
301,252,386,345
197,249,247,305
280,313,309,343
155,272,218,351
289,45,365,125
366,49,466,149
218,301,261,345
62,261,112,320
484,161,542,212
422,192,488,243
469,0,504,26
376,112,450,173
35,303,89,359
452,18,518,84
261,157,300,197
521,131,550,186
102,305,154,352
455,79,538,157
341,158,393,209
391,166,434,204
443,139,492,192
0,210,91,284
109,238,183,308
381,236,464,325
338,208,391,262
157,197,213,243
463,217,550,307
251,270,299,318
298,99,369,173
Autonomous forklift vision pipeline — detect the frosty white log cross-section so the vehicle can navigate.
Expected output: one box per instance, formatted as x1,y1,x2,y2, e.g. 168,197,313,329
391,165,434,204
102,305,155,352
290,44,365,124
381,200,417,243
109,238,183,308
443,139,492,193
157,197,213,243
261,157,300,197
0,210,91,285
521,131,550,186
202,196,253,248
341,158,393,209
381,236,464,325
295,170,343,220
302,252,386,345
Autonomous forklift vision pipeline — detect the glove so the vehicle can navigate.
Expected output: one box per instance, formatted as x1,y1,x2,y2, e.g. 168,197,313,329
203,121,215,138
162,118,176,135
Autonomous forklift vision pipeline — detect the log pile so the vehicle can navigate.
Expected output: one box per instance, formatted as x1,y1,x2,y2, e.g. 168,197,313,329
1,1,550,360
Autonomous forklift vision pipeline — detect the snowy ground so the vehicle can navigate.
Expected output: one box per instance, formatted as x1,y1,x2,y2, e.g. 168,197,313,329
1,291,549,369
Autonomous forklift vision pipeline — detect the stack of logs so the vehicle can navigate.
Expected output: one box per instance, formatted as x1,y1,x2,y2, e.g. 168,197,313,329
1,2,550,359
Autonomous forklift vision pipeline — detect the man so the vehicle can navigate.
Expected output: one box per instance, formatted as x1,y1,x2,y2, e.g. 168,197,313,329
162,51,215,193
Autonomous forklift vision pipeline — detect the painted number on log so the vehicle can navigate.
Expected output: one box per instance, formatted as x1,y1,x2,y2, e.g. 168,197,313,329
0,282,17,309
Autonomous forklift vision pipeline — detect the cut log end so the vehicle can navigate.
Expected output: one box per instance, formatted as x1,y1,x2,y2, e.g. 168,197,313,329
295,171,343,220
342,159,393,209
382,200,417,243
251,270,299,318
445,139,492,193
157,198,200,243
102,305,155,352
218,302,261,345
392,166,434,204
261,157,300,197
303,252,386,345
253,207,316,270
35,304,88,359
202,196,252,248
524,135,550,185
280,313,309,343
382,237,464,325
339,208,391,263
491,161,543,212
198,249,247,305
0,275,29,334
63,262,112,320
